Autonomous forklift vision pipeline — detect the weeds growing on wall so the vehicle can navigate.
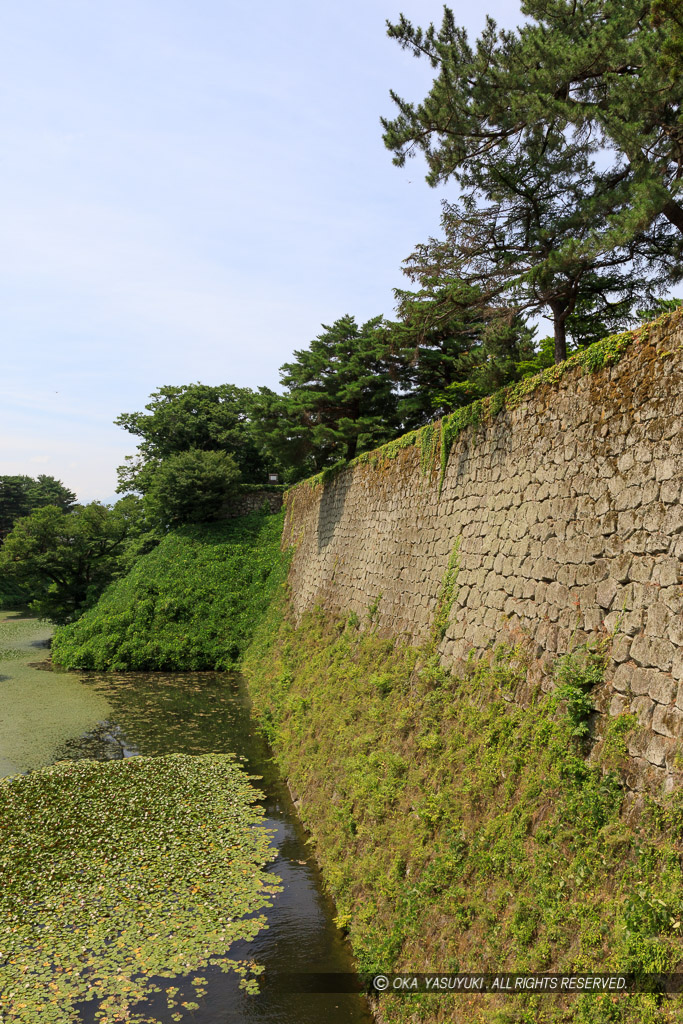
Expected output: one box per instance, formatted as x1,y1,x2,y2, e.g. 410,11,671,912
52,511,288,671
242,609,683,1024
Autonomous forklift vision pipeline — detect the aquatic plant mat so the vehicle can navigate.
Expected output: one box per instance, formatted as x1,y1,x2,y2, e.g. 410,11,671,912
0,753,281,1023
243,607,683,1024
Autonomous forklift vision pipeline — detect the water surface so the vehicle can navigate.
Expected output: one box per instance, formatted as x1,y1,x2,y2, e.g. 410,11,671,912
0,613,373,1024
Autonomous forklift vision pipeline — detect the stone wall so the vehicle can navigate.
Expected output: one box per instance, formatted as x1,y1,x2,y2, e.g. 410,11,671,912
283,312,683,793
221,489,283,518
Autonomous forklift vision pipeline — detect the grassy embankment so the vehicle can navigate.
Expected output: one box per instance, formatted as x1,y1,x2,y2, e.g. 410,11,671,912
52,510,288,671
242,592,683,1024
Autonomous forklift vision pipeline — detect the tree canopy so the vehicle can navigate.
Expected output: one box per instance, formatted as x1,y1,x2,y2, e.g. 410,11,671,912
400,125,669,361
382,1,683,247
115,383,270,494
0,475,76,541
0,501,137,623
252,315,401,478
388,280,532,424
142,449,242,529
381,1,683,360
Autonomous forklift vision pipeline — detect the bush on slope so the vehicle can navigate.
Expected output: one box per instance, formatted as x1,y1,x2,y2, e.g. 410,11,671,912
52,511,287,671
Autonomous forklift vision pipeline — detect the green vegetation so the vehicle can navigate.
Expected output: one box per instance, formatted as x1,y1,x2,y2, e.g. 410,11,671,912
0,476,78,608
52,511,288,671
0,500,142,624
382,1,683,360
0,612,111,778
142,448,242,529
251,314,402,476
389,281,533,426
0,753,281,1024
0,475,76,542
115,382,271,490
396,131,668,365
243,606,683,1024
302,308,683,497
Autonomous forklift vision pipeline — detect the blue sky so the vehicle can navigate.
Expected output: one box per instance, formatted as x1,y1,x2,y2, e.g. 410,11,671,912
2,0,523,501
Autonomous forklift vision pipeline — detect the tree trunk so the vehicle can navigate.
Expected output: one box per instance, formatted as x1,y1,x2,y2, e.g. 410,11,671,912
663,198,683,235
553,317,567,364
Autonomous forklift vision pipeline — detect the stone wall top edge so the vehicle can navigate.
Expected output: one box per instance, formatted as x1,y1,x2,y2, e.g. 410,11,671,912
283,308,683,507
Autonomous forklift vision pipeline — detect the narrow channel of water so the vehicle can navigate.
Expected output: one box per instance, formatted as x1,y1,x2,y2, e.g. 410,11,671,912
0,612,374,1024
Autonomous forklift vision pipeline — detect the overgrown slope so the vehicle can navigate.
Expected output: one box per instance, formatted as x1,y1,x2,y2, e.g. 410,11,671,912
242,604,683,1024
52,511,287,671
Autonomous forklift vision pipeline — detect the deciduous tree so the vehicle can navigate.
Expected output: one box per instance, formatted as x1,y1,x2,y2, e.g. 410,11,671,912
142,450,242,529
0,475,76,541
0,502,135,623
116,383,268,493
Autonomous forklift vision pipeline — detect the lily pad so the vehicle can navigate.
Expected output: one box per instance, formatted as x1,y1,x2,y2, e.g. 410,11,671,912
0,753,281,1022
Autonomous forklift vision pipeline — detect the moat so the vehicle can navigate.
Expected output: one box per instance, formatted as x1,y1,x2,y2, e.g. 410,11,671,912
0,611,373,1024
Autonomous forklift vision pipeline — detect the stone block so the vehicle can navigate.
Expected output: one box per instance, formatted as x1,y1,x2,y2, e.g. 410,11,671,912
615,483,659,512
647,531,673,555
610,553,633,583
629,556,654,583
534,557,557,582
666,613,683,649
617,451,635,473
611,634,632,663
596,577,619,609
672,649,683,682
557,564,577,586
609,693,629,717
660,478,683,504
617,509,639,537
627,729,651,761
644,602,670,639
613,662,636,693
647,672,678,706
652,557,680,587
630,695,655,727
630,634,674,672
664,743,681,774
663,505,683,535
656,458,678,481
622,610,645,636
652,704,683,738
608,475,627,498
641,502,666,533
645,734,670,767
583,606,604,631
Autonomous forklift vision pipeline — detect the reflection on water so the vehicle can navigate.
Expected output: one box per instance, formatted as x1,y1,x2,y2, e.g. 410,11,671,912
1,614,373,1024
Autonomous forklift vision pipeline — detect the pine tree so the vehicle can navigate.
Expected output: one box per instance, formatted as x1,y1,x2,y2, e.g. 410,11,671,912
388,280,532,425
252,316,400,477
400,126,670,362
382,2,683,268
